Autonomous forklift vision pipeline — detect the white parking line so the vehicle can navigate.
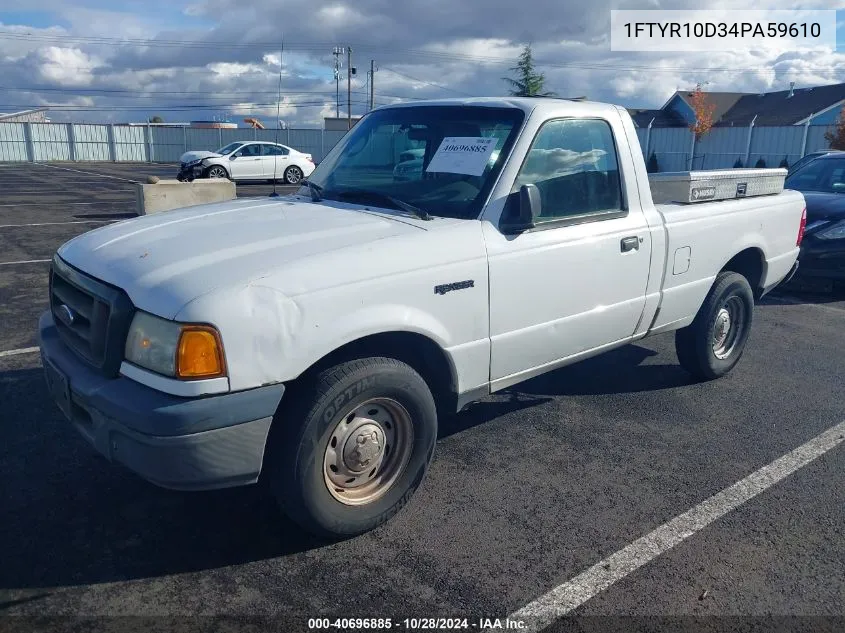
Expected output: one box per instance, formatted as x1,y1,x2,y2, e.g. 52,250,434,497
0,346,39,358
0,259,51,265
31,163,141,183
0,220,116,228
507,419,845,632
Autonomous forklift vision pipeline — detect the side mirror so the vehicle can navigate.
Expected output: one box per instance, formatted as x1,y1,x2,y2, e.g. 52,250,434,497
502,184,541,232
229,154,238,160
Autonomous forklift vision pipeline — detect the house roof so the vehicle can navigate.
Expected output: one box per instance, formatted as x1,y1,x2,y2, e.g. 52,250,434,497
671,91,751,123
716,83,845,126
0,107,49,121
627,108,687,128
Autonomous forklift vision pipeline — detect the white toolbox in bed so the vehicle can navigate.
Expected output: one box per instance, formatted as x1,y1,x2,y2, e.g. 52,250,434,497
648,168,787,204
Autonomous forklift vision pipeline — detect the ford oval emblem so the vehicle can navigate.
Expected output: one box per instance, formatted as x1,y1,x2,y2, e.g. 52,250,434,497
57,304,76,326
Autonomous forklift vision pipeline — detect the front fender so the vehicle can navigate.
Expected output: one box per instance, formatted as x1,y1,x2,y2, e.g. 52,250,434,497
175,283,461,393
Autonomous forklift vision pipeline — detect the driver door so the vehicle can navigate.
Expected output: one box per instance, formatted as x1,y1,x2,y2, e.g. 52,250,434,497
484,117,653,387
229,143,263,180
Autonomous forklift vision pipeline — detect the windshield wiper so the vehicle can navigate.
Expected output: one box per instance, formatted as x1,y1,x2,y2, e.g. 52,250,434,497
300,179,323,202
334,188,432,221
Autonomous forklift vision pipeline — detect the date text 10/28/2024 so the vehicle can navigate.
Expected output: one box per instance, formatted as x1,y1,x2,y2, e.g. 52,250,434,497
307,618,527,630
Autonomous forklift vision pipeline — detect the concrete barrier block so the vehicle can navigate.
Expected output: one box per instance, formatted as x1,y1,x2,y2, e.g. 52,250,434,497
135,179,237,215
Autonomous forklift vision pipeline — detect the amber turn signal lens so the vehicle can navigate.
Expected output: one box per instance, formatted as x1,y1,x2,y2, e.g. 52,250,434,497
176,327,225,379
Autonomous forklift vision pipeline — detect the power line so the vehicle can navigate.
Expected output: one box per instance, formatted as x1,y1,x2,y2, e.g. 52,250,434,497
379,67,476,96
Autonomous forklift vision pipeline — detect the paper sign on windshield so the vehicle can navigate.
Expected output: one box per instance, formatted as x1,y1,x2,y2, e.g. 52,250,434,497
425,137,498,177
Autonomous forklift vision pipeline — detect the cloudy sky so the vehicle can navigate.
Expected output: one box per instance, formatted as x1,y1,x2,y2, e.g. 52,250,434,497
0,0,843,126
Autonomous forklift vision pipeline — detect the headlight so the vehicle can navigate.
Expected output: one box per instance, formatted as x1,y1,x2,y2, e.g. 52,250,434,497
124,311,226,379
817,220,845,240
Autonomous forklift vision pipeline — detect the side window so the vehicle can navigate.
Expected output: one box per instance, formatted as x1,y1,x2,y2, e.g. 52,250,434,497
262,145,289,156
237,144,260,157
511,119,623,222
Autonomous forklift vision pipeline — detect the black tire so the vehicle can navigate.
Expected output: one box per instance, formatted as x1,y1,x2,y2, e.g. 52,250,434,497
675,271,755,381
266,357,437,539
204,165,229,179
284,165,303,185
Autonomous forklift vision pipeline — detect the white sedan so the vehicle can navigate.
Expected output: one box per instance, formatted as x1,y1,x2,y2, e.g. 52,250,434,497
177,141,315,184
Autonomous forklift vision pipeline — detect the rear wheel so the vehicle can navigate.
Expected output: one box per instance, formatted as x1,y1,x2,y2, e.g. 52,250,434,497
675,271,755,381
284,165,303,185
265,357,437,539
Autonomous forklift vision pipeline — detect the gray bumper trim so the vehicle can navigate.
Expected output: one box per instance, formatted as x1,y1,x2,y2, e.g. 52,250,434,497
38,310,285,491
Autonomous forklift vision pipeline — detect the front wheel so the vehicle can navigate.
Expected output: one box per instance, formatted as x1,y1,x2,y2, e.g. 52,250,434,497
205,165,228,179
675,271,755,381
266,357,437,539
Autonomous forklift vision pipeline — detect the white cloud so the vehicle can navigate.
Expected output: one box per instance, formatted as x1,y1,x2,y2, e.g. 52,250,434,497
38,46,102,86
0,0,842,125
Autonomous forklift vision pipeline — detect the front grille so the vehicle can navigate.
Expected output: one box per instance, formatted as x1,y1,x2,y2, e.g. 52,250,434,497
49,255,135,377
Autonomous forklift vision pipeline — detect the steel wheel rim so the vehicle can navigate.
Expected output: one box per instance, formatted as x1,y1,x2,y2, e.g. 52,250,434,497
287,167,302,184
323,397,414,506
208,167,226,178
712,295,745,360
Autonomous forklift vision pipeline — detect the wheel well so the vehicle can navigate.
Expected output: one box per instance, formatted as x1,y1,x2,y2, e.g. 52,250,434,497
295,332,458,415
721,248,765,299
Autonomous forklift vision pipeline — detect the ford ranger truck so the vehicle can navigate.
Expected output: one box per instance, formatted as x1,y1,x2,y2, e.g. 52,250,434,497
38,97,806,539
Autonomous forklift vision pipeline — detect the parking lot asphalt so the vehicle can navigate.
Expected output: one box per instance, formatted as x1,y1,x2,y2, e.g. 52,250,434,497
1,162,843,632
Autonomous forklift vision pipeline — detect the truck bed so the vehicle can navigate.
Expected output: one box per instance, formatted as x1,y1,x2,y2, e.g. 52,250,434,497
647,188,805,335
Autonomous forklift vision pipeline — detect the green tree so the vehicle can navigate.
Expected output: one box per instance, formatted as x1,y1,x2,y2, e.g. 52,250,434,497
148,115,164,123
503,44,556,97
755,157,767,168
646,151,660,173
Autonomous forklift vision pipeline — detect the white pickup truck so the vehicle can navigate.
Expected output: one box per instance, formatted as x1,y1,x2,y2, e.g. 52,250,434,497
38,97,806,538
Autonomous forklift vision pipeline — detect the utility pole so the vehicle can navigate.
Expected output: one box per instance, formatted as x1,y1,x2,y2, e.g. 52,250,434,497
346,46,354,130
369,60,375,111
332,47,343,119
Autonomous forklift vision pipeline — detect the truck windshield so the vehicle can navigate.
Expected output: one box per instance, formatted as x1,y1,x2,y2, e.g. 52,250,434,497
301,106,525,219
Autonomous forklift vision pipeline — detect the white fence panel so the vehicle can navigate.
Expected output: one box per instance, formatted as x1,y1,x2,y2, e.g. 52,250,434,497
805,125,836,153
151,127,189,163
695,127,747,169
113,125,147,162
0,122,837,167
73,124,110,161
31,123,70,161
649,127,693,172
185,128,222,152
748,125,805,169
0,122,27,161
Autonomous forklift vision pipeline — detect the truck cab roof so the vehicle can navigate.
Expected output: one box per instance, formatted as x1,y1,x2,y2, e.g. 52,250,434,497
370,96,620,118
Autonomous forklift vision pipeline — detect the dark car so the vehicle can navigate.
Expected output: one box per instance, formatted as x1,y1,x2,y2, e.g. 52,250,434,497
784,153,845,290
786,150,842,177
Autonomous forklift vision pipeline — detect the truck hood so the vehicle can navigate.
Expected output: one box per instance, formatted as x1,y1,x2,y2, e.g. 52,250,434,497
179,150,220,163
56,196,425,318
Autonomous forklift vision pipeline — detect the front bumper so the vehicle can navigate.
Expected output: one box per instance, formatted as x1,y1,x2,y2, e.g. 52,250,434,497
176,162,205,181
38,311,285,491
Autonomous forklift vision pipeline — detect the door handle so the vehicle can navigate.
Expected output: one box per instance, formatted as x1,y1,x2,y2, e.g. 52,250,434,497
621,236,640,252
